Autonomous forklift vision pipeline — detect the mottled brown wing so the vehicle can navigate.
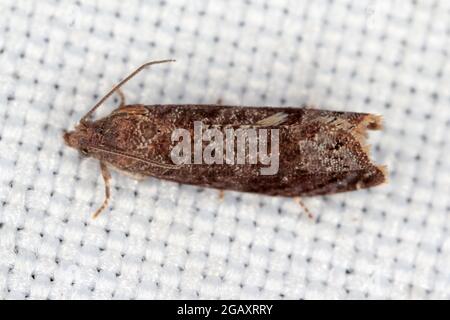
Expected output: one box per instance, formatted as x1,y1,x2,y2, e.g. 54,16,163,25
84,104,386,197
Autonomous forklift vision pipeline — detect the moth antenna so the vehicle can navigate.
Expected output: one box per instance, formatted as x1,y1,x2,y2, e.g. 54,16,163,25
81,59,176,124
88,144,182,170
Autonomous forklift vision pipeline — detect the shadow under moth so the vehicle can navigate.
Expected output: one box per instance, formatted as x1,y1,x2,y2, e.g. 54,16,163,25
63,60,387,218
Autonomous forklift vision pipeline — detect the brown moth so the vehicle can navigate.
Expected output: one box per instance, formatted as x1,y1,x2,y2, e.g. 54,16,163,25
63,60,387,218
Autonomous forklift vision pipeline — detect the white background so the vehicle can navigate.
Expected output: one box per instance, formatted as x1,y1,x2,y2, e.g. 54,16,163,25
0,0,449,299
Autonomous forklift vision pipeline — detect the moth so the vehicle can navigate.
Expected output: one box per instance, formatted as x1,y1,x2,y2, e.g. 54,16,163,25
63,60,387,218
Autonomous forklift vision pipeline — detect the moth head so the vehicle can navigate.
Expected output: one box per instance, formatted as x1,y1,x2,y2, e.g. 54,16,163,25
63,122,94,157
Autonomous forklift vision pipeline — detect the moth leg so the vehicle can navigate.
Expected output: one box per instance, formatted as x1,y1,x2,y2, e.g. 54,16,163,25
218,190,225,201
293,197,314,219
116,88,126,109
92,161,112,219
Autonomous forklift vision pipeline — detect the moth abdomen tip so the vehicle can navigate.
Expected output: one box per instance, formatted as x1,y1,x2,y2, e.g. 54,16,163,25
377,164,389,184
365,114,383,130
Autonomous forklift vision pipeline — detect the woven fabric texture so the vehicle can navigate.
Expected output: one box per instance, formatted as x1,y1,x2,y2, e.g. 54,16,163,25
0,0,449,299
